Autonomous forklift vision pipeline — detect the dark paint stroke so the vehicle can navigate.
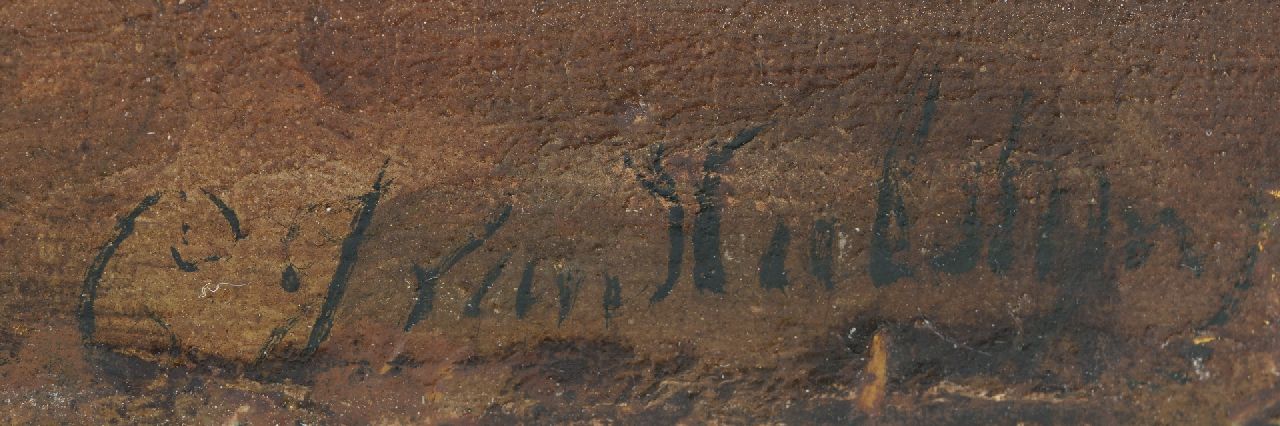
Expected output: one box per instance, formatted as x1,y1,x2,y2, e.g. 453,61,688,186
987,90,1032,274
202,189,247,241
623,144,679,202
1083,176,1113,282
1158,208,1206,277
906,71,940,160
624,145,686,304
807,218,836,290
439,204,512,274
556,270,583,326
174,0,208,14
515,259,538,319
301,166,386,358
869,152,913,287
403,264,439,331
930,184,982,274
651,205,686,303
145,310,181,357
1075,174,1114,297
403,203,512,331
281,263,301,292
1017,173,1114,382
463,252,513,317
603,274,622,327
170,246,199,272
870,77,939,287
759,220,790,290
1202,245,1259,328
78,193,161,344
1119,206,1205,276
692,125,766,293
1072,173,1114,382
1120,206,1158,270
1034,178,1066,281
255,314,302,364
1201,200,1264,329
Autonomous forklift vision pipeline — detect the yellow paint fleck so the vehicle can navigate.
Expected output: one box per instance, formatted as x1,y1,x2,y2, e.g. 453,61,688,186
1193,335,1217,345
856,329,890,415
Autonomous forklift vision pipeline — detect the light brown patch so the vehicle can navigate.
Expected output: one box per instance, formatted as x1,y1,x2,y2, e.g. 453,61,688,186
856,329,890,416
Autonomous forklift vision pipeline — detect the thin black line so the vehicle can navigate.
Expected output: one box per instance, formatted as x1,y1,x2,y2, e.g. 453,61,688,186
78,193,161,344
301,164,387,359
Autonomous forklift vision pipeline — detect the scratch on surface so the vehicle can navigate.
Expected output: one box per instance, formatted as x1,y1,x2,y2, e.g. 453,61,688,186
920,318,991,356
200,281,248,298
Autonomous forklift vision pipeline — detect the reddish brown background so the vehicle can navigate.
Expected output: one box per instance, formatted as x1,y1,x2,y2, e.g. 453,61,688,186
1,1,1278,424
